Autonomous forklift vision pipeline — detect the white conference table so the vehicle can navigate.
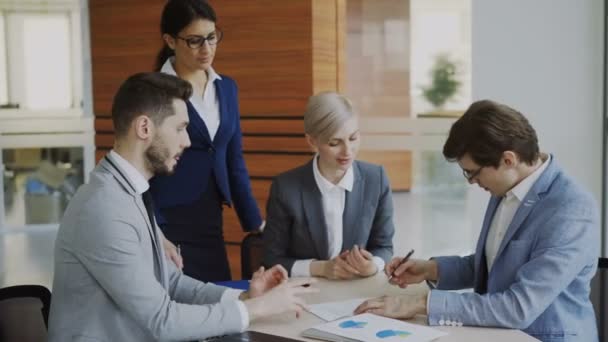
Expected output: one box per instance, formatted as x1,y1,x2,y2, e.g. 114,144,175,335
247,274,539,341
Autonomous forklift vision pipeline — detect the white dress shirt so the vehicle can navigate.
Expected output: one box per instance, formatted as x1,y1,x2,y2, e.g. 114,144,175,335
291,156,385,276
160,57,222,140
109,150,249,330
485,155,551,271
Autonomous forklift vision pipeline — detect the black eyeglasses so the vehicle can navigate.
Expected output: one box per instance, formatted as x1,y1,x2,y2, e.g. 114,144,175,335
176,29,223,49
462,167,484,182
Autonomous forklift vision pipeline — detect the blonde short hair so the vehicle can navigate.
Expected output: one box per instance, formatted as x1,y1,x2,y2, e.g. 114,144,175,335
303,91,356,143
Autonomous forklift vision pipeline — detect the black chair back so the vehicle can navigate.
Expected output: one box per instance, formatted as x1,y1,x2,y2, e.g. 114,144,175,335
593,258,608,342
241,233,264,280
0,284,51,342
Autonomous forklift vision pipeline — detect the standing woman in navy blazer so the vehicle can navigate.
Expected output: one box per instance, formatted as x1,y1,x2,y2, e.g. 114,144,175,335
150,0,263,282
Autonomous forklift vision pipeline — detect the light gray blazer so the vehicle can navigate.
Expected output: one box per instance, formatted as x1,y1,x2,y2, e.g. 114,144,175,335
48,155,243,342
263,159,394,274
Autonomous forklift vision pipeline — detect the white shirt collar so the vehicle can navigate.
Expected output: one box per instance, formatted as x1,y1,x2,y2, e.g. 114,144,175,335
109,150,149,195
160,56,222,83
506,154,551,201
312,154,354,194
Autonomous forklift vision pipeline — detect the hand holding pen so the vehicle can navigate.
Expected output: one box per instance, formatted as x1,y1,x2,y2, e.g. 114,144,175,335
385,250,439,289
387,249,415,281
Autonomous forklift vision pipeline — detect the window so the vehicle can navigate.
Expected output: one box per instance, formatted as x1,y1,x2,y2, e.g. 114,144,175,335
0,0,93,231
3,147,85,227
0,0,83,117
0,14,7,106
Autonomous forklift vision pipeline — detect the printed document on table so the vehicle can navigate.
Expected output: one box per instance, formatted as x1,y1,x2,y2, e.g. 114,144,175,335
304,313,447,342
307,297,370,321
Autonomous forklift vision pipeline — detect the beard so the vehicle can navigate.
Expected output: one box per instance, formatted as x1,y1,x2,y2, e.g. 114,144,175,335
145,139,174,176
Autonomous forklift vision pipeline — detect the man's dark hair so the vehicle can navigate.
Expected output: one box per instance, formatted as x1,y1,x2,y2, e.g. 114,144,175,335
443,99,540,167
111,72,192,137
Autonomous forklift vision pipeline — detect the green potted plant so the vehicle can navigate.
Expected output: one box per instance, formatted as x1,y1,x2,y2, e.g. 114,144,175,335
421,54,461,113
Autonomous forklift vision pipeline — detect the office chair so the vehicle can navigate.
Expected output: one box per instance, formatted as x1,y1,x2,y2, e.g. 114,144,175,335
241,232,265,280
599,257,608,270
0,284,51,342
593,258,608,342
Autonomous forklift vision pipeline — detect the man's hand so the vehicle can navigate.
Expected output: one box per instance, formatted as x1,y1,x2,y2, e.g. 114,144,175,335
248,265,288,298
344,245,377,277
311,251,361,280
354,294,427,319
161,236,183,270
244,278,319,321
385,258,437,288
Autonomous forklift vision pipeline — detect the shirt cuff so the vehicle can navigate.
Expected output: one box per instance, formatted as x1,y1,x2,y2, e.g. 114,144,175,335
235,300,250,331
372,256,385,275
220,288,243,302
426,290,432,318
220,289,249,331
291,259,314,277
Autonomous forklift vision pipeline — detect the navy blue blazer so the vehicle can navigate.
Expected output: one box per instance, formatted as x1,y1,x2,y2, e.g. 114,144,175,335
150,75,262,232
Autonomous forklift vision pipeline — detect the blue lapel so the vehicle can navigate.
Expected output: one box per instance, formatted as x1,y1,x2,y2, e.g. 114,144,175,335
494,156,558,263
186,101,212,144
213,78,230,145
342,162,364,251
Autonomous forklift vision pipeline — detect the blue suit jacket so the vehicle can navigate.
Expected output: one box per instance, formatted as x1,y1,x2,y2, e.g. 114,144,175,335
150,76,262,231
429,157,599,342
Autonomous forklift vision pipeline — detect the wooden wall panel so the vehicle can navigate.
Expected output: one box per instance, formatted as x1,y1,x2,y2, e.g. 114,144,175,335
242,137,310,153
245,154,312,178
208,0,313,117
241,119,304,135
312,0,339,93
90,0,165,117
223,179,271,244
358,151,412,191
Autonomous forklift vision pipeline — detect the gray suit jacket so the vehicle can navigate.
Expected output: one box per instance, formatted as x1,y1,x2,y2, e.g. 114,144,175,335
48,155,243,342
263,159,394,274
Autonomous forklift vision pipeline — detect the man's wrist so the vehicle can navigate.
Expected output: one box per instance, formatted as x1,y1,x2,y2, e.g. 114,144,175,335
310,260,327,278
425,260,438,282
362,263,378,277
417,293,428,315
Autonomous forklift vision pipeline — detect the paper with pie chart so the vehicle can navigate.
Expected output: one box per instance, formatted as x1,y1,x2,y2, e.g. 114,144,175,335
312,313,447,342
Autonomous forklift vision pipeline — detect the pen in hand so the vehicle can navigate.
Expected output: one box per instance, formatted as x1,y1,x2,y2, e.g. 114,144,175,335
388,249,415,281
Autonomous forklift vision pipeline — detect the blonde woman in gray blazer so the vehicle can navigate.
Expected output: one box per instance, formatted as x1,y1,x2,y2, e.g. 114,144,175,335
48,73,315,342
264,92,395,280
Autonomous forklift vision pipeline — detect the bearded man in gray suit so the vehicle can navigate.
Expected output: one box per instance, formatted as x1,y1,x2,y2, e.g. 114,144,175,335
48,72,315,342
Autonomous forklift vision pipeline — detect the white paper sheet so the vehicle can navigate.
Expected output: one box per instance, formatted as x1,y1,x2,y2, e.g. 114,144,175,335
313,313,447,342
307,297,370,321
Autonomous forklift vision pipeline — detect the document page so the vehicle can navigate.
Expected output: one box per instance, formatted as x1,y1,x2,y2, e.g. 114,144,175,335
307,297,369,321
312,313,447,342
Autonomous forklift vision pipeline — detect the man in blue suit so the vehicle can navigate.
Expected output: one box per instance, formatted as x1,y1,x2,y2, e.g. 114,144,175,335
355,100,599,341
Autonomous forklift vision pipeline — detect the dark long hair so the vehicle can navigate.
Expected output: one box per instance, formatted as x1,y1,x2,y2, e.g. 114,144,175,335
155,0,217,71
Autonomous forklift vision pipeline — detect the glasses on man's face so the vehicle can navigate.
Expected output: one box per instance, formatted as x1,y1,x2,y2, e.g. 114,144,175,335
462,166,483,182
176,29,223,49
